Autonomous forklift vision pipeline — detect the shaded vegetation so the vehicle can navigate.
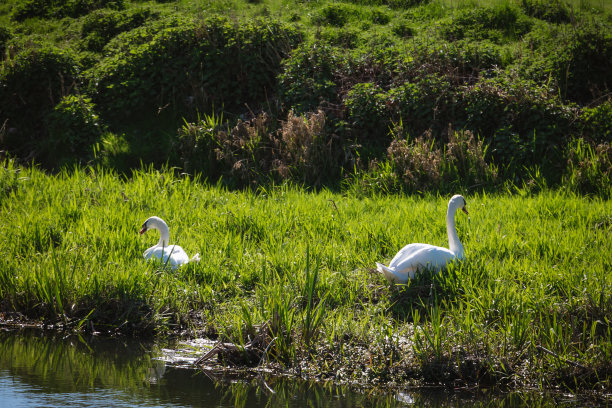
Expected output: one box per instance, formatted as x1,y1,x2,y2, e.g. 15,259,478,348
0,0,609,194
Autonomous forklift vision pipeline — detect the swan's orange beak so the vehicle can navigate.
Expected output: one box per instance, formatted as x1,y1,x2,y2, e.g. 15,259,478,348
139,225,148,235
462,206,469,215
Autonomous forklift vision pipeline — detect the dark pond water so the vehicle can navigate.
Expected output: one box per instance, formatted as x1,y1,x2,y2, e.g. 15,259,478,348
0,329,605,407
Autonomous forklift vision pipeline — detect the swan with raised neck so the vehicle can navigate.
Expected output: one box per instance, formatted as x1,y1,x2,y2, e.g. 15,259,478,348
376,195,468,283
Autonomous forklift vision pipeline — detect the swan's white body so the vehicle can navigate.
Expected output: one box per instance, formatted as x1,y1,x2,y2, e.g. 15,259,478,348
140,216,200,270
376,195,468,283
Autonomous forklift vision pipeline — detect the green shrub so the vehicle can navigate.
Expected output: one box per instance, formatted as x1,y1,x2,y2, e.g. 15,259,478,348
11,0,125,21
460,73,574,173
387,75,454,137
90,16,300,118
345,83,390,143
344,0,430,9
370,9,391,25
392,20,415,38
81,8,158,52
278,44,343,114
317,28,361,49
44,95,104,167
313,4,354,27
552,22,612,103
0,46,80,157
0,27,11,57
440,4,532,43
520,19,612,103
177,111,225,178
520,0,573,23
579,100,612,143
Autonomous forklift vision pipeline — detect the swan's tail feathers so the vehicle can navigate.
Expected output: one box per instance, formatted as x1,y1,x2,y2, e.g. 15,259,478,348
376,262,398,283
190,253,201,263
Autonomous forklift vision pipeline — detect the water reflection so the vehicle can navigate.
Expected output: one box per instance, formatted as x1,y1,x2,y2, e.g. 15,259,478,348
0,329,605,407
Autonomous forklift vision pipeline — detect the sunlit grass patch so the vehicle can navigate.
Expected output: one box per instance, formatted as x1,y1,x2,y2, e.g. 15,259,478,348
0,160,610,390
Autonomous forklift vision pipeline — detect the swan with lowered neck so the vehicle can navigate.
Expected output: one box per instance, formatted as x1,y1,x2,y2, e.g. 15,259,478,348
139,216,200,269
376,195,468,283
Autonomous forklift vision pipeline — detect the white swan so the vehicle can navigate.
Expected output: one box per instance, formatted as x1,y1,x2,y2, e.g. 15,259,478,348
376,194,468,283
139,216,200,269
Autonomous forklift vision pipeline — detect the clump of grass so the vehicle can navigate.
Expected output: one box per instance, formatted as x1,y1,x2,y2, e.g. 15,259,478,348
563,139,611,198
352,124,497,194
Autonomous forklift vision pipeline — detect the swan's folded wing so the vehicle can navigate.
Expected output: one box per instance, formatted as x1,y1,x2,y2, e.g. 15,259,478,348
397,246,457,272
144,245,190,269
389,243,433,268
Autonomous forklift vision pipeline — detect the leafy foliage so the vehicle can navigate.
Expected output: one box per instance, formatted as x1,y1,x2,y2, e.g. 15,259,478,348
44,95,104,167
90,16,300,118
11,0,125,21
81,8,159,52
439,3,533,43
0,45,80,159
520,0,573,23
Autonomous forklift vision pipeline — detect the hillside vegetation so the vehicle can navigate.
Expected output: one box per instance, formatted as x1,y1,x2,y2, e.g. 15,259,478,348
0,0,610,194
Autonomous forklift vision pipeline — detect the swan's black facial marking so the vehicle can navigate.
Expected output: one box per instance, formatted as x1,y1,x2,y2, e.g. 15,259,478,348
461,198,469,214
139,222,148,235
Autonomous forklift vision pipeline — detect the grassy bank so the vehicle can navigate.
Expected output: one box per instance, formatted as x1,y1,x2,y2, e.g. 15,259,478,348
1,160,610,391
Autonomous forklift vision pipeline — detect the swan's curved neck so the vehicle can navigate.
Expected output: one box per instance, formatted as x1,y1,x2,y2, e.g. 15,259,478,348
446,206,464,257
153,222,170,248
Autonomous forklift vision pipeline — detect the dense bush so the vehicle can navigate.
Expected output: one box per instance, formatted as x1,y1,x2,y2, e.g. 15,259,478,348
345,82,389,143
278,43,344,114
313,4,354,27
90,16,300,118
43,95,104,167
439,4,533,43
0,0,610,192
520,19,611,103
459,73,575,176
579,100,612,143
344,0,430,9
388,75,454,137
0,46,80,158
550,22,611,103
0,27,11,57
177,112,225,178
81,8,159,51
316,27,361,49
11,0,125,21
520,0,573,24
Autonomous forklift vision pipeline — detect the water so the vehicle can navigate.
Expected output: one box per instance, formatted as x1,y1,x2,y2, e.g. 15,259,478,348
0,329,605,408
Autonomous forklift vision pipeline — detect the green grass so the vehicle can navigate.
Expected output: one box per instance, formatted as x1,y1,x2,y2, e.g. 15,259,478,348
1,159,610,391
